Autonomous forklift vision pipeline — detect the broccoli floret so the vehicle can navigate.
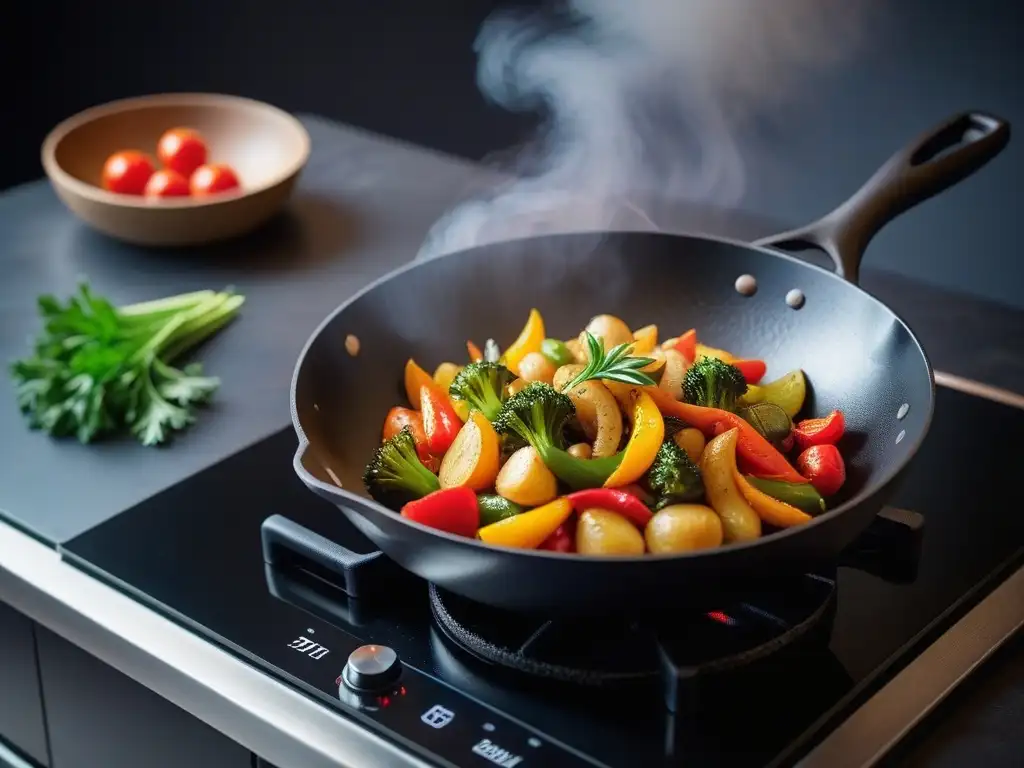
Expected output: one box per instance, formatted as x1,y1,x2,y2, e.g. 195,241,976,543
448,361,515,421
647,439,705,509
362,427,440,506
493,382,623,489
683,357,747,411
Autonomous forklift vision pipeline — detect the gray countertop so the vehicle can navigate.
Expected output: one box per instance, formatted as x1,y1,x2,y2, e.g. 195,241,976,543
0,116,505,543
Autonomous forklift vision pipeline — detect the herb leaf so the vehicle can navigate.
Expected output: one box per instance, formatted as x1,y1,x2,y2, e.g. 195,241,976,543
560,331,656,392
9,282,244,447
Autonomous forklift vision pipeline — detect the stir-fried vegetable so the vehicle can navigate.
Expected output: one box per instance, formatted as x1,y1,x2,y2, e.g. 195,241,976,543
401,487,479,537
448,361,514,422
700,428,762,543
797,444,846,496
602,388,664,487
683,357,747,412
793,410,845,449
565,488,653,527
476,494,524,526
439,411,501,490
575,508,646,556
363,427,441,505
494,383,624,489
478,498,573,549
744,476,826,514
365,310,856,556
646,388,807,484
647,439,705,509
503,309,545,377
644,504,723,553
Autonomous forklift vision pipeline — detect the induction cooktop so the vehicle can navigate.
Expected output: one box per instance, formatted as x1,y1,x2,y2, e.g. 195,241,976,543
61,385,1024,767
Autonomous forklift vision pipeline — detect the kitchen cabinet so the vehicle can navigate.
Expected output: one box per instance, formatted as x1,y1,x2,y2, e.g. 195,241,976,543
34,627,251,768
0,601,48,766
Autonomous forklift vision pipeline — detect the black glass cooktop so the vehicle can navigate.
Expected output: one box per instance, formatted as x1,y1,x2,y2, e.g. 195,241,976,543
62,386,1024,767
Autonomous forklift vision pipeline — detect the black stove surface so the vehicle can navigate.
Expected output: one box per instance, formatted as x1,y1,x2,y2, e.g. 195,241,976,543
63,386,1024,767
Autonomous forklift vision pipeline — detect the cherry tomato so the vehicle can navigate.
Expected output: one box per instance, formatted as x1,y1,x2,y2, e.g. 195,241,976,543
156,128,208,178
144,169,191,199
101,150,155,195
797,444,846,497
190,164,241,196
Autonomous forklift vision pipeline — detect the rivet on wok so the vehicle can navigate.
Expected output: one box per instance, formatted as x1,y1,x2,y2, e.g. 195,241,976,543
734,274,757,296
896,429,906,445
785,289,806,309
897,403,909,420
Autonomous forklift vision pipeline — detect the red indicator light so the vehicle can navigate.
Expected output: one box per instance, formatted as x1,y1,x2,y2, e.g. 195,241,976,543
399,686,407,696
706,610,736,626
379,696,391,707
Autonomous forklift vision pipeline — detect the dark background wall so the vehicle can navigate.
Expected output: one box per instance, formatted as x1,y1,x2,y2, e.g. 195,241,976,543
4,0,1023,310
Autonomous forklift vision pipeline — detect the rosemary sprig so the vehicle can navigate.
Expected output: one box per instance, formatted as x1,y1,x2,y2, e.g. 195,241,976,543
560,331,656,392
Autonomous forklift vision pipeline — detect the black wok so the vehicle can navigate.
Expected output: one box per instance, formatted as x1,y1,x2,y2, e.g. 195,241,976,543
289,112,1009,615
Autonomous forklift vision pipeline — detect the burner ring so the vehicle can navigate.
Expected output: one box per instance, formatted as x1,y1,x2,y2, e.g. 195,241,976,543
430,570,837,691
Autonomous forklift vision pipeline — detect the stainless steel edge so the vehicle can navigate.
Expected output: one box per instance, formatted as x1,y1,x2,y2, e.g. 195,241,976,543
0,522,433,768
797,563,1024,768
934,370,1024,410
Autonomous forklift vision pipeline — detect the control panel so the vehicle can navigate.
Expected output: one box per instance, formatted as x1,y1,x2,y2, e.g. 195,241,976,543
267,627,599,767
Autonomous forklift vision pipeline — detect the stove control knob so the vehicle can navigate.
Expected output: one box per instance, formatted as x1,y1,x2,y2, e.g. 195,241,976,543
342,645,401,692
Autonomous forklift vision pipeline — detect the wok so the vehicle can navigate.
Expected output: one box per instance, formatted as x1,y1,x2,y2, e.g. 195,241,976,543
288,112,1009,615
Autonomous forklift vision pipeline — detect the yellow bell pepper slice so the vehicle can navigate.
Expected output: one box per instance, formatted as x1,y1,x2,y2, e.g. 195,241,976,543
631,324,658,356
404,359,434,409
700,428,762,542
604,389,664,487
733,470,812,528
477,497,573,549
503,309,545,377
695,342,736,363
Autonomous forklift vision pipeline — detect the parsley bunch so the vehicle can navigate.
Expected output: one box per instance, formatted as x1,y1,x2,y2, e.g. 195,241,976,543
9,283,245,446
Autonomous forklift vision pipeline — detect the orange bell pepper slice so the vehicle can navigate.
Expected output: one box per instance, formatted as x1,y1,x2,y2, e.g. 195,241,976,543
466,340,484,363
404,359,434,409
733,470,812,528
644,387,807,484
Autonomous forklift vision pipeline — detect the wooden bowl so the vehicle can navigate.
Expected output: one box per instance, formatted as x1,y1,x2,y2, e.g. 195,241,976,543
41,93,311,247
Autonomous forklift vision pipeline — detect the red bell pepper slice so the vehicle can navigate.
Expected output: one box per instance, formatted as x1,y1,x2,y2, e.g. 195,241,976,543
401,487,480,538
792,410,845,450
671,328,697,362
419,383,462,455
382,407,432,464
539,522,576,553
645,387,807,484
731,359,767,385
797,444,846,496
565,488,654,527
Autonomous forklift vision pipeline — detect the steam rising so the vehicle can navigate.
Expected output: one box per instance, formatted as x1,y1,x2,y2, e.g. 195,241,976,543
418,0,870,260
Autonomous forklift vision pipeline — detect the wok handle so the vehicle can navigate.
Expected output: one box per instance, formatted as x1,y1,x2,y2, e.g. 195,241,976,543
261,514,384,599
754,111,1010,285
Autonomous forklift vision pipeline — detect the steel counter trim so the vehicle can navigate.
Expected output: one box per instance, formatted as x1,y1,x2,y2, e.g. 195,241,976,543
0,522,433,768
